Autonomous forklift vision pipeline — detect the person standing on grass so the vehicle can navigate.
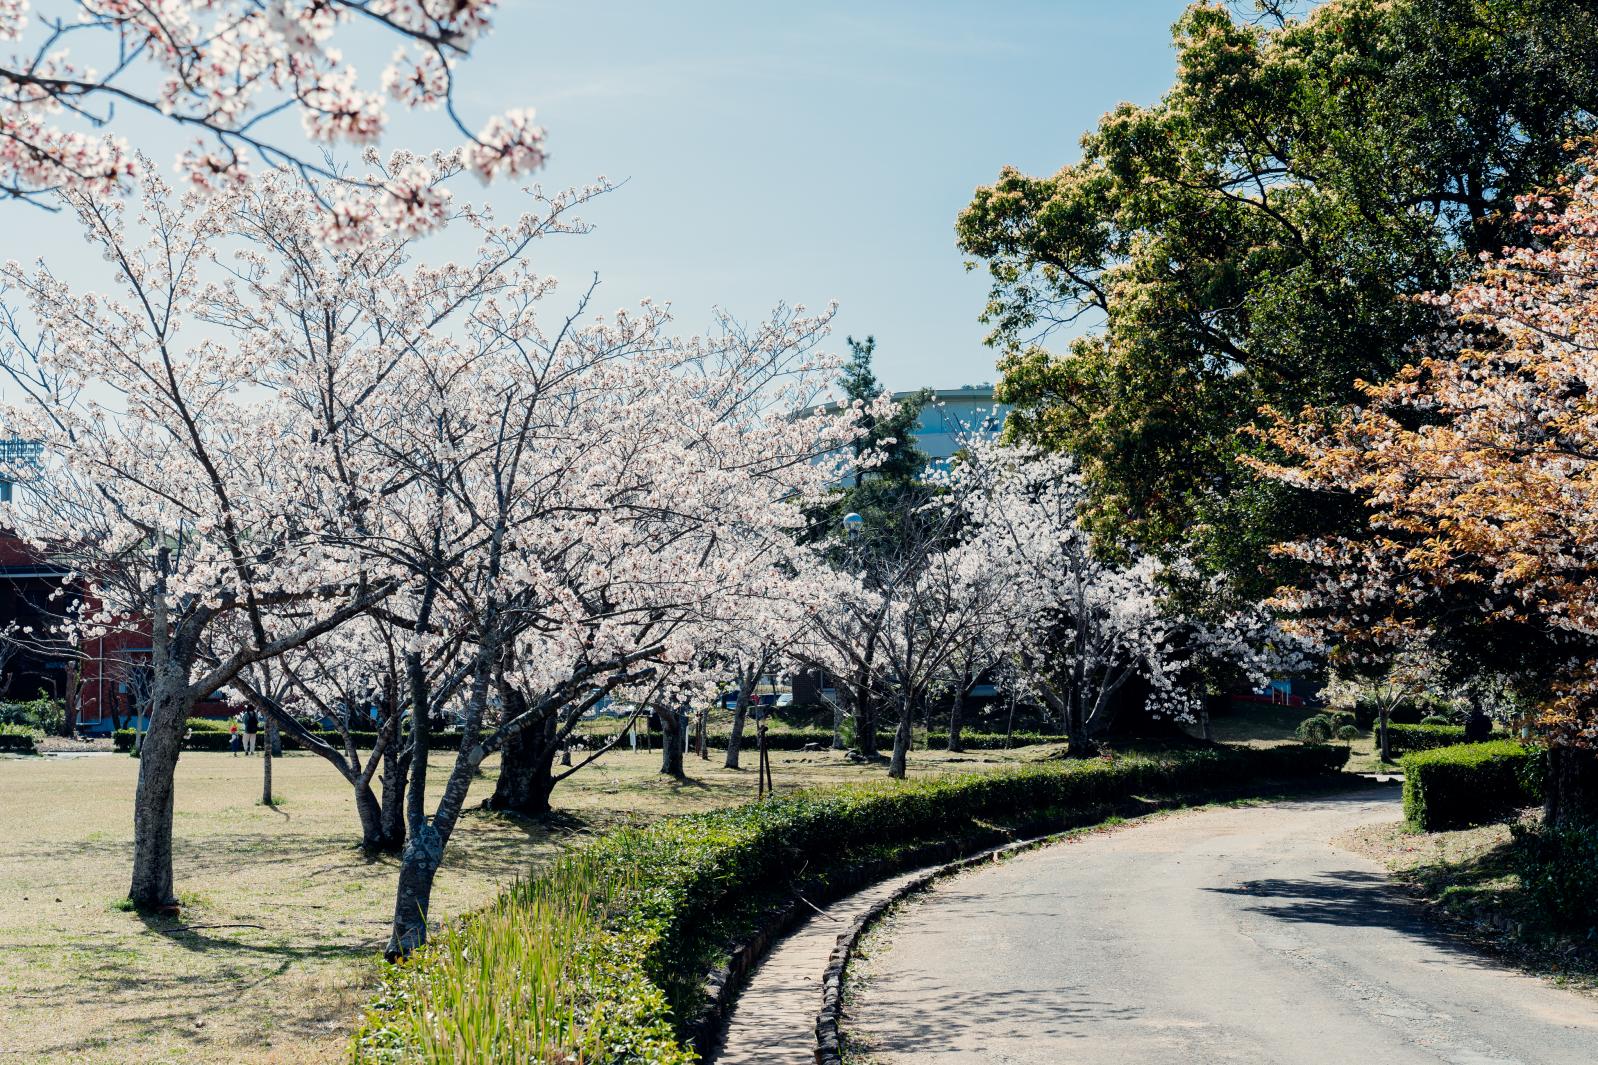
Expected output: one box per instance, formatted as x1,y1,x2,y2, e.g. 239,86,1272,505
229,719,241,756
242,707,259,756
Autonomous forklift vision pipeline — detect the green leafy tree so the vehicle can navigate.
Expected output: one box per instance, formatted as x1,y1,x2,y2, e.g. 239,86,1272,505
813,337,933,559
957,0,1598,593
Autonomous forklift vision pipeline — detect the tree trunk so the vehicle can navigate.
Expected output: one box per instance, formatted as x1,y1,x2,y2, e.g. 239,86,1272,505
129,670,190,908
486,712,558,817
659,707,685,778
947,677,967,753
354,781,388,851
854,686,879,759
1378,706,1392,763
379,745,407,853
62,662,80,738
261,718,274,806
725,687,751,769
888,696,912,779
385,822,443,961
830,693,845,750
1544,744,1598,828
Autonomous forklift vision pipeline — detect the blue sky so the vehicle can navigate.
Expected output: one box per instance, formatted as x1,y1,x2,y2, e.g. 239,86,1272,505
8,1,1194,393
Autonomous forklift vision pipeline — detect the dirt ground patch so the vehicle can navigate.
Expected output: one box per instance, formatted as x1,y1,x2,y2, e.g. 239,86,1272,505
0,743,1036,1064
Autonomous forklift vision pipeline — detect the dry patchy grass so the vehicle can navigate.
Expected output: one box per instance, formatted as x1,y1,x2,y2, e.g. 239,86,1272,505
0,742,1037,1064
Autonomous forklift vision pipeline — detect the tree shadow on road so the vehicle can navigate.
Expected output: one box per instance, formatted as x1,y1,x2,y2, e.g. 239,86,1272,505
1206,868,1492,965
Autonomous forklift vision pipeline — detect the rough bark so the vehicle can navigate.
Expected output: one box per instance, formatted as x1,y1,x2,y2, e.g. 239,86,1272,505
1544,744,1598,829
888,696,912,779
128,669,191,908
725,689,750,769
486,709,558,817
261,716,276,805
385,822,443,961
659,707,686,778
947,675,967,753
379,745,407,852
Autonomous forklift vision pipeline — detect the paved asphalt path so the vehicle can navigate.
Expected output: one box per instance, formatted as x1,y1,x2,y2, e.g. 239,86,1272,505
851,789,1598,1065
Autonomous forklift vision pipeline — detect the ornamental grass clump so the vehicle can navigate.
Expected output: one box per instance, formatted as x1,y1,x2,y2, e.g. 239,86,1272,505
355,855,691,1065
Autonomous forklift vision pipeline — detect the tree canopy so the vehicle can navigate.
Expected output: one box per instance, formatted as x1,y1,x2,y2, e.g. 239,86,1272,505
958,0,1598,592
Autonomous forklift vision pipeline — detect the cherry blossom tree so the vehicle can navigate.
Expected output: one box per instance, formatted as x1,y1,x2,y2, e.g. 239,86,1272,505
0,0,541,219
1254,153,1598,822
941,442,1293,753
0,177,419,909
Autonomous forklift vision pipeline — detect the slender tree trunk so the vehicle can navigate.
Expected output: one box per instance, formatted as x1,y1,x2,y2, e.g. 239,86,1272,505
1378,705,1392,763
947,673,967,753
261,718,274,806
830,691,845,750
888,694,913,779
129,661,191,908
854,682,880,759
62,663,80,738
486,709,558,817
354,781,387,850
379,744,406,852
659,707,686,778
725,683,751,769
1544,744,1598,828
386,821,444,960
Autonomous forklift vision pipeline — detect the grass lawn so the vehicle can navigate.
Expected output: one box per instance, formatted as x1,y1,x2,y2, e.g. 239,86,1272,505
0,742,1042,1064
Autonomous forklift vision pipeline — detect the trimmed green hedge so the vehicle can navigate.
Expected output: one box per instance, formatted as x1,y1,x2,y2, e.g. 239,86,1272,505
0,724,39,754
702,729,1073,752
354,742,1347,1063
1401,740,1542,831
1386,722,1474,756
113,726,487,753
929,731,1071,750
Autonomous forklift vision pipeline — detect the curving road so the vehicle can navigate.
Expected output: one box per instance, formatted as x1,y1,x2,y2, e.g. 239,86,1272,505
850,790,1598,1065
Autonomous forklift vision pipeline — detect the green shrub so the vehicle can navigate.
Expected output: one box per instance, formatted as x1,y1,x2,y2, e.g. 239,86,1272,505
354,743,1347,1063
1327,710,1357,731
1401,741,1542,831
1335,724,1361,741
1295,715,1334,743
1387,722,1473,756
1419,714,1452,727
1511,820,1598,939
0,694,64,735
0,723,39,754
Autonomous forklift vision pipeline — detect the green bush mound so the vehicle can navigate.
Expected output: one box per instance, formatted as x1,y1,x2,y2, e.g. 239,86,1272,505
1401,740,1542,831
1511,820,1598,940
354,742,1347,1064
0,723,40,754
929,730,1071,750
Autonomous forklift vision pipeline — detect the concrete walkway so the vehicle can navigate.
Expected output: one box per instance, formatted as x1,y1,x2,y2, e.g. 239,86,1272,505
714,867,928,1065
849,790,1598,1065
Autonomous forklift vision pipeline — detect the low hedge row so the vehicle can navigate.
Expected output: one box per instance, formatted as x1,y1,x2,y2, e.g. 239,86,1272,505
1401,740,1542,831
929,731,1071,750
703,729,1072,752
354,742,1348,1063
0,724,39,754
1386,722,1474,755
112,726,488,753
